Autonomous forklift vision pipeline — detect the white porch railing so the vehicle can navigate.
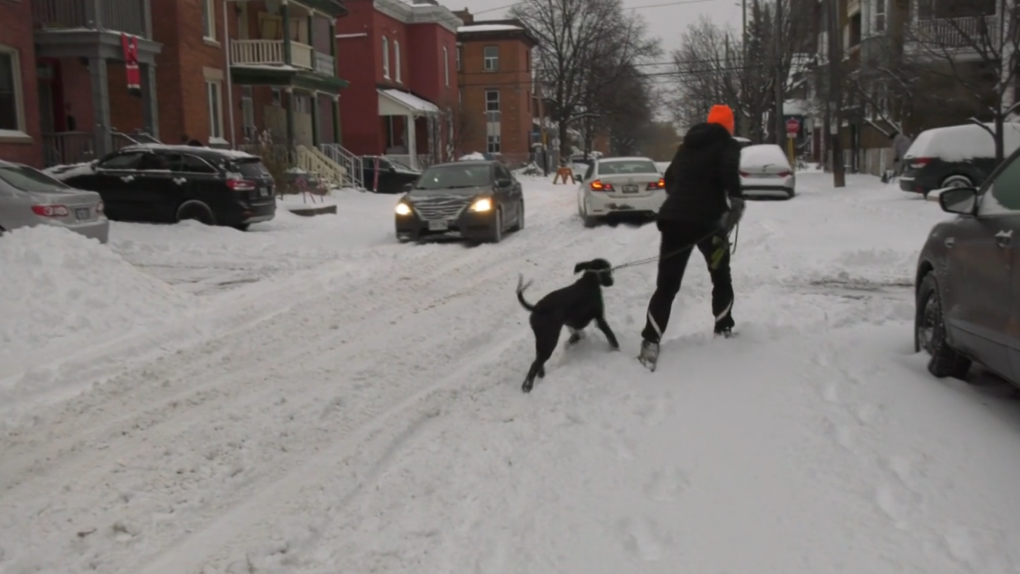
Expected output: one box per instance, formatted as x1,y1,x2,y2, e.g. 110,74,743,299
911,15,999,48
296,145,346,189
230,39,323,72
315,52,335,76
319,143,364,189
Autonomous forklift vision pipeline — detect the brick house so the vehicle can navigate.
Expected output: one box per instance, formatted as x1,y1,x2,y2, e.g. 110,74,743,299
453,10,538,164
0,0,43,167
334,0,460,170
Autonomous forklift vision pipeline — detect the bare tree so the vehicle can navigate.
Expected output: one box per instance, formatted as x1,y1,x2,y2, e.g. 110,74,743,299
511,0,660,158
453,108,487,157
902,0,1020,164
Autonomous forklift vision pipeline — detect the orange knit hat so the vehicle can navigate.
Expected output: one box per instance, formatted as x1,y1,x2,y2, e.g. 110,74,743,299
707,104,735,134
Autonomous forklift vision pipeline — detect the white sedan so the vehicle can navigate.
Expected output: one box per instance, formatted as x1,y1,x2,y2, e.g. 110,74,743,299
740,144,796,199
577,156,666,227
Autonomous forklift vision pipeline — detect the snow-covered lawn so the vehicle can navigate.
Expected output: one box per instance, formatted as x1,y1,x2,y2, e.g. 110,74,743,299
3,173,1020,574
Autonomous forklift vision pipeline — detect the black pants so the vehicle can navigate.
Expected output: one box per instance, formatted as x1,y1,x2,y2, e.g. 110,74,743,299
641,219,735,344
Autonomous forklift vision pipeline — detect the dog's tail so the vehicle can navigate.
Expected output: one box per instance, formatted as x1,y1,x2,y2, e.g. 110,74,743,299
516,273,536,312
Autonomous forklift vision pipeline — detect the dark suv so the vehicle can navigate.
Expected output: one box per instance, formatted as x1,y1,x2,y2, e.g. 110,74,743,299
47,144,276,230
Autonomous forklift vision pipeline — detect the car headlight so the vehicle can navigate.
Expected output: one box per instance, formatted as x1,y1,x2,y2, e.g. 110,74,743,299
470,198,493,212
395,202,412,216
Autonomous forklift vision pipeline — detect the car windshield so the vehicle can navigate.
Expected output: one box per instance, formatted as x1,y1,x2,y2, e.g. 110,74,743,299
414,164,492,190
598,160,658,175
234,159,270,179
0,165,72,193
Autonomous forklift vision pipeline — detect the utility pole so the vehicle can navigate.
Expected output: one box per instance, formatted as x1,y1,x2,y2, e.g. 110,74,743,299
828,0,846,187
774,0,785,145
741,0,748,138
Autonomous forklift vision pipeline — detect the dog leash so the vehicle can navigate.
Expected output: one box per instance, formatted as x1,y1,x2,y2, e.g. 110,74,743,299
610,223,740,272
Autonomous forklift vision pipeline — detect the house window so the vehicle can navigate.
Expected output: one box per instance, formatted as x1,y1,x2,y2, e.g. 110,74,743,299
271,88,282,107
456,46,461,71
443,46,450,86
395,40,402,83
241,86,255,140
206,80,223,140
487,134,501,154
202,0,216,41
382,36,390,79
874,0,886,33
0,47,25,134
485,89,500,112
483,46,499,71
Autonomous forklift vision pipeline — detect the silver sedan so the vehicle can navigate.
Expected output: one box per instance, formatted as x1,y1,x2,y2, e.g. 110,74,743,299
0,159,109,243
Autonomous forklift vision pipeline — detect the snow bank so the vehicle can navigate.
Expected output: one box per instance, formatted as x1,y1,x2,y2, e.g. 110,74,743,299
741,144,791,168
459,152,486,161
905,122,1020,162
0,225,195,368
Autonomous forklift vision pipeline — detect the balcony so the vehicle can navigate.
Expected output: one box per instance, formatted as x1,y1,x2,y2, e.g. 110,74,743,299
908,15,999,53
230,40,334,76
32,0,149,38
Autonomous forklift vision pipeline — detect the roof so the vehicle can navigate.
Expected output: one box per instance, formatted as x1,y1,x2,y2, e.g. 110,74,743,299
119,144,258,160
458,24,522,33
378,88,441,115
457,19,539,47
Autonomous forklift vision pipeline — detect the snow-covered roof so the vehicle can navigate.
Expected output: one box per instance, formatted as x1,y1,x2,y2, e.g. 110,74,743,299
458,24,523,33
122,144,258,159
906,121,1020,162
784,99,810,116
378,88,440,115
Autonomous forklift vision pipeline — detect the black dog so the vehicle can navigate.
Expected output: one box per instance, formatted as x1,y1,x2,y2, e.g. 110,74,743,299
516,258,620,393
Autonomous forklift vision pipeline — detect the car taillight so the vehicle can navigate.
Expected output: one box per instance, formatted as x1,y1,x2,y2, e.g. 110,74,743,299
590,179,613,191
909,157,931,170
776,170,792,177
646,178,665,190
32,204,70,217
739,171,751,177
96,201,104,214
226,179,257,191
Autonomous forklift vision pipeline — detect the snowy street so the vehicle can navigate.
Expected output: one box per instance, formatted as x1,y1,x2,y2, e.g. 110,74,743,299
3,173,1020,573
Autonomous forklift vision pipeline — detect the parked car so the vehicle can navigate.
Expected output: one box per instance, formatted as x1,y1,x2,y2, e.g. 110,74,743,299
914,143,1020,386
900,122,1020,198
362,155,421,193
0,160,109,243
394,160,524,243
46,145,275,230
577,156,666,227
739,144,796,199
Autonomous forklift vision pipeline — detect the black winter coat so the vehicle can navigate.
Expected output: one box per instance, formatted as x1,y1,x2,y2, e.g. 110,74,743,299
659,122,743,224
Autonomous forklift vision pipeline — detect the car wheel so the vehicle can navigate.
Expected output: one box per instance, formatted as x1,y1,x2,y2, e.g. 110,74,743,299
489,208,504,243
176,200,216,226
915,272,972,379
510,200,525,231
786,188,796,199
940,175,973,190
233,224,251,231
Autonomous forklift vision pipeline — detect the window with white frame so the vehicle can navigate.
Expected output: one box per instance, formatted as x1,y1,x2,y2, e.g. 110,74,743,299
202,0,216,41
485,89,500,112
382,36,390,79
483,46,499,71
206,80,224,140
395,40,402,83
0,46,25,134
487,134,501,154
443,46,450,86
873,0,886,33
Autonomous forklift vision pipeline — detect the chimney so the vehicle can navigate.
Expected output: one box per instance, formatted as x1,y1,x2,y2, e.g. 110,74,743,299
453,8,473,24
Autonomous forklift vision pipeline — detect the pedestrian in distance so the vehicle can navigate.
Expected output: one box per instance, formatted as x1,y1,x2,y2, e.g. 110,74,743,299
637,104,746,372
890,130,912,178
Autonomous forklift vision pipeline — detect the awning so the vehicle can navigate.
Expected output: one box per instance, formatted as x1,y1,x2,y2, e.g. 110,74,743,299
378,88,440,117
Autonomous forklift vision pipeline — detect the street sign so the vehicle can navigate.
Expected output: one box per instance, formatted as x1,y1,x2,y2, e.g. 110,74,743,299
786,118,800,138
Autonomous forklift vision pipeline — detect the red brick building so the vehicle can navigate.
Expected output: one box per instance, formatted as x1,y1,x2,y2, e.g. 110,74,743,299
335,0,460,170
453,11,538,163
0,0,43,167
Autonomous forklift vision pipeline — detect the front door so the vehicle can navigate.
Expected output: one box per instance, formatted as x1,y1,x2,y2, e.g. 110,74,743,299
944,157,1020,380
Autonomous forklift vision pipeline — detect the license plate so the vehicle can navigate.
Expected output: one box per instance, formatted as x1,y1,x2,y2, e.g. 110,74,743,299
259,186,270,197
623,184,639,193
75,208,90,220
428,220,449,231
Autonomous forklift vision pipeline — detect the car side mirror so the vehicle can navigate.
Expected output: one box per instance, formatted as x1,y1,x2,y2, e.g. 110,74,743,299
402,182,414,192
496,178,512,188
938,187,979,216
389,165,397,173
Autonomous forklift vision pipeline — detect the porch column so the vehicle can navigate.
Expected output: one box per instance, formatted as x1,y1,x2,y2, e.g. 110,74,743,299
311,91,320,146
141,63,159,139
332,95,341,144
281,1,292,66
406,113,417,170
89,57,112,156
285,87,296,159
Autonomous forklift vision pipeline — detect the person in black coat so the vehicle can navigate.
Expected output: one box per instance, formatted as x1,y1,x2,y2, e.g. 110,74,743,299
638,104,746,371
